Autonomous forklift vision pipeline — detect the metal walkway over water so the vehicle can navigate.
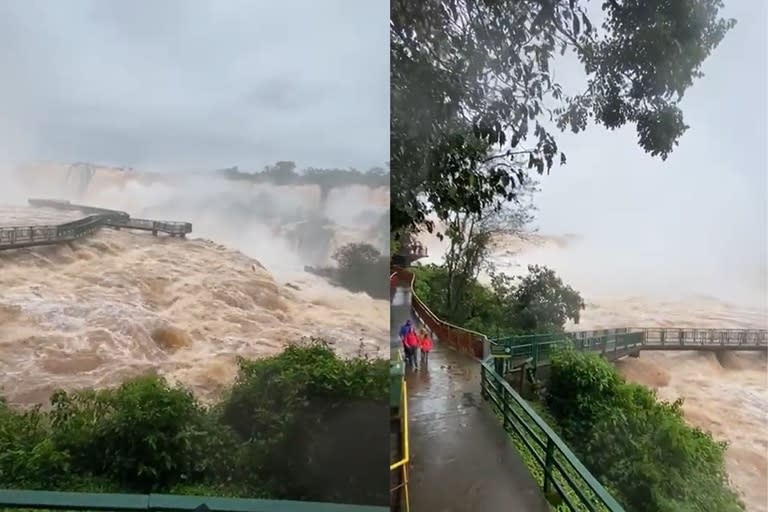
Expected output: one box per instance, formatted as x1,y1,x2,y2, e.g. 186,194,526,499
390,267,767,511
0,199,192,251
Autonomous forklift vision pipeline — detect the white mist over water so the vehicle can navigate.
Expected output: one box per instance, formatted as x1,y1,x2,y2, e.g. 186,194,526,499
0,163,389,407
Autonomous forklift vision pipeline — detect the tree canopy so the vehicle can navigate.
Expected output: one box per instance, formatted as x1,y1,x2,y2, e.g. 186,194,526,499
391,0,735,233
217,162,389,188
412,263,584,335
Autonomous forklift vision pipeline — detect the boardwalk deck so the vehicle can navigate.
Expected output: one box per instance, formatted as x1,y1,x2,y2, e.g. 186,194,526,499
1,201,192,251
391,283,549,512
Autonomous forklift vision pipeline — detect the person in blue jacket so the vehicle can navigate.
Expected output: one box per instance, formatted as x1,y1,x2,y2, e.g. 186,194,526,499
399,319,412,340
399,319,416,368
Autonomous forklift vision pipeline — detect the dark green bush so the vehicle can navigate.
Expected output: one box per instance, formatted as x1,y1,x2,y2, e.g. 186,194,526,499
0,339,388,505
332,243,389,300
219,340,388,502
546,348,742,512
305,243,389,300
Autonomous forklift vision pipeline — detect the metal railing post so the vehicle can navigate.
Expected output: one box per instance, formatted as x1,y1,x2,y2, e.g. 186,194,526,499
494,357,504,377
480,366,488,400
501,381,510,430
543,438,555,495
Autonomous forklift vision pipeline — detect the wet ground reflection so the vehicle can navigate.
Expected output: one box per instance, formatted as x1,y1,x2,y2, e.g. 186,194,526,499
391,293,549,511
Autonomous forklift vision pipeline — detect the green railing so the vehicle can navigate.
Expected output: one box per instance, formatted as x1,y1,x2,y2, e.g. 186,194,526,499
392,267,624,511
492,328,767,364
480,361,625,512
568,332,644,354
490,331,646,379
0,490,387,512
489,333,570,367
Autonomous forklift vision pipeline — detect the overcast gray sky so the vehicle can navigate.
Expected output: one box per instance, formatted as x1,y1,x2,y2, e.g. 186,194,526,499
530,0,767,307
0,0,389,171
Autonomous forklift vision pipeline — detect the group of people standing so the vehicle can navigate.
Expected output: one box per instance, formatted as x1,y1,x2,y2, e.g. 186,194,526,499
398,319,433,370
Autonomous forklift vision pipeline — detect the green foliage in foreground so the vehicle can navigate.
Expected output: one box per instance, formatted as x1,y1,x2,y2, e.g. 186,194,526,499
545,348,743,512
0,340,388,505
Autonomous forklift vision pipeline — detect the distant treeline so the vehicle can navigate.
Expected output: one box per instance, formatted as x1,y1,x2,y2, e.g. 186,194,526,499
215,161,389,188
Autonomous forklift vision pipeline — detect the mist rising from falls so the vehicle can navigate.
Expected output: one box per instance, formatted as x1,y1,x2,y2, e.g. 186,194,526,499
0,162,389,408
12,162,390,273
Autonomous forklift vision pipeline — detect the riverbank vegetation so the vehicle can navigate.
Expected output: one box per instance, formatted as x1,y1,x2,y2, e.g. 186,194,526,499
0,340,389,506
546,348,742,511
306,242,390,300
217,161,389,188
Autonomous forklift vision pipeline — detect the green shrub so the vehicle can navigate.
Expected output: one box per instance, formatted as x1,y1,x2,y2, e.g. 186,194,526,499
219,339,388,502
0,339,388,506
0,404,70,488
48,377,233,492
545,349,743,512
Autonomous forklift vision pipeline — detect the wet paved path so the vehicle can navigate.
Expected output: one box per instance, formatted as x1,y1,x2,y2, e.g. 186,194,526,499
391,287,549,512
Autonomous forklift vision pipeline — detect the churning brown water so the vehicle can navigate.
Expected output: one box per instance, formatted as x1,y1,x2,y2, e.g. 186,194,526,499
0,164,388,406
418,228,768,511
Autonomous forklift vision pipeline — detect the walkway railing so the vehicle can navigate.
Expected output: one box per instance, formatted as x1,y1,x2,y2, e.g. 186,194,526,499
0,215,111,250
0,489,386,512
389,350,410,512
491,328,767,365
393,267,625,511
481,361,624,512
639,327,767,348
490,331,646,367
0,200,193,251
391,268,486,358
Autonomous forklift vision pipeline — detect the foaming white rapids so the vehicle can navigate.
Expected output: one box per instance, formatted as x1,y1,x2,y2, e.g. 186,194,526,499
417,227,768,511
0,164,389,407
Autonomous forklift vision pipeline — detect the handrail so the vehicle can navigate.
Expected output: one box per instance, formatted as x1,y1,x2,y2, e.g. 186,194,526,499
389,348,410,512
0,199,193,251
496,328,768,347
0,489,387,512
480,359,625,511
0,214,113,250
493,328,767,358
392,268,487,358
491,332,646,369
389,381,411,512
395,267,625,511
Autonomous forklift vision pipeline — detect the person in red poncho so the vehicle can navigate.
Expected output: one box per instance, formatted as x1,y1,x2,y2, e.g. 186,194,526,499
418,328,433,366
403,327,420,370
